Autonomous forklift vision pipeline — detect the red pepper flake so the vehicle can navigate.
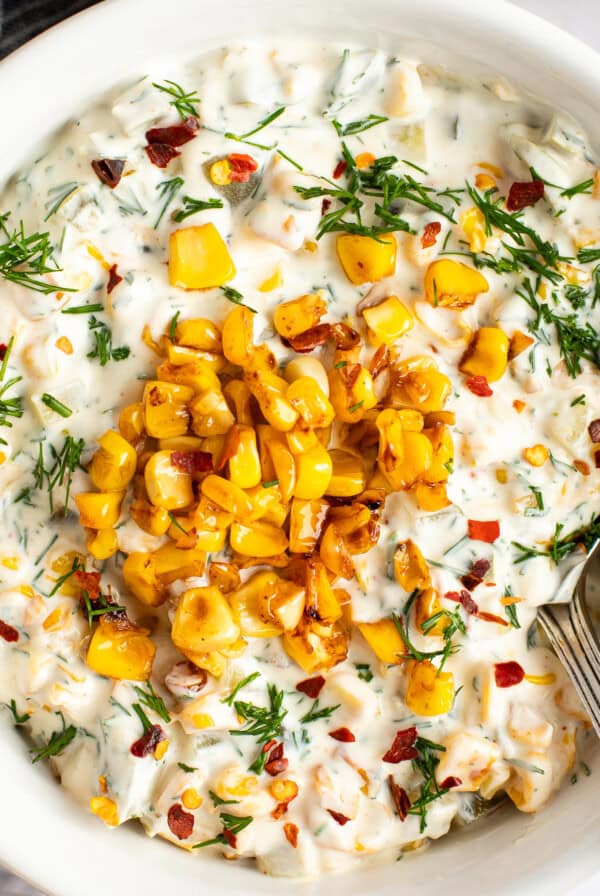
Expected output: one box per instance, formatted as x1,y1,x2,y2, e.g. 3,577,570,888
145,117,200,148
588,419,600,443
296,676,325,699
477,610,509,627
460,558,491,591
421,221,441,248
333,160,347,179
222,828,238,849
387,775,411,821
145,143,181,168
107,264,123,295
167,803,194,840
170,450,213,474
130,724,165,758
265,742,289,777
382,726,418,763
494,661,525,688
216,424,241,472
73,570,102,600
440,776,462,790
0,344,7,361
91,158,126,189
506,179,545,212
262,739,278,754
327,809,351,826
321,198,332,216
468,519,500,543
445,589,479,615
227,153,259,183
283,822,299,848
0,619,19,643
271,802,289,820
329,727,356,743
466,375,493,397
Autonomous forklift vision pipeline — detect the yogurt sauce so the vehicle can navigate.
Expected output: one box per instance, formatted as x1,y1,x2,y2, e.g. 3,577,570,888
0,41,598,877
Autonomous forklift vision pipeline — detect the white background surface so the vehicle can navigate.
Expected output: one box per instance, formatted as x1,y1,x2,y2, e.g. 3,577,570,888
0,0,599,894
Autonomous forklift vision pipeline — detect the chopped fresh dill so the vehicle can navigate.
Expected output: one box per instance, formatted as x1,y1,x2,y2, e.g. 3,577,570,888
355,663,373,682
169,310,181,342
220,285,257,313
152,79,200,119
133,681,171,723
230,683,287,773
408,736,448,832
513,515,600,565
194,812,253,848
221,671,261,706
172,196,224,223
87,315,131,365
0,337,23,430
224,107,285,149
31,722,77,763
44,182,79,220
332,114,388,136
299,700,341,724
3,698,29,725
61,303,104,315
154,176,184,228
0,212,72,294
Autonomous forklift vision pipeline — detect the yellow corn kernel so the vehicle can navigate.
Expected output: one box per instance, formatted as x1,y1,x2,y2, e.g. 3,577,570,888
362,296,414,345
496,468,508,484
415,588,446,636
405,660,454,716
130,498,171,536
122,552,167,606
293,443,333,499
208,561,241,595
230,520,289,556
411,481,451,512
326,449,366,498
143,381,193,439
55,335,73,355
269,779,299,802
283,619,348,674
389,356,451,414
266,439,296,502
153,543,206,584
17,585,35,598
523,444,549,467
478,161,504,178
159,355,223,388
1,556,19,570
0,452,5,464
270,580,305,631
289,497,329,553
172,586,240,654
222,305,255,366
98,775,108,795
209,158,232,185
422,424,454,483
524,673,556,686
424,259,489,309
222,380,254,426
285,425,319,454
169,224,235,290
336,233,396,285
328,364,378,423
144,450,194,510
376,409,433,490
460,207,488,253
89,430,137,492
175,318,222,353
43,605,69,632
201,474,253,517
228,425,261,489
89,797,119,827
320,523,354,579
284,357,330,396
51,551,85,596
229,570,283,637
508,330,535,360
154,740,169,761
305,559,342,622
273,293,327,339
394,539,430,591
358,618,404,665
86,617,156,680
182,788,203,810
246,483,285,522
355,152,376,170
245,370,299,432
286,377,334,428
475,172,497,191
557,262,590,286
259,265,283,292
75,492,123,529
190,390,235,437
459,327,509,383
118,402,145,444
86,528,119,560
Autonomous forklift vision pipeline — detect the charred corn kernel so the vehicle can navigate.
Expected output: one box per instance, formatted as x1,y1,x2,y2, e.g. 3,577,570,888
86,527,118,560
75,492,123,529
222,380,254,426
143,381,192,439
423,424,454,483
289,497,329,553
460,207,488,253
175,318,222,353
415,588,446,636
411,481,451,511
230,520,289,556
55,335,73,355
142,324,163,355
209,561,241,594
193,528,228,552
270,580,305,631
424,259,489,309
328,504,371,535
355,152,376,170
496,468,508,484
273,292,327,339
228,425,261,489
172,586,240,654
154,740,169,760
159,436,206,452
89,797,119,827
523,444,549,467
246,484,286,524
222,305,255,366
294,443,333,499
229,570,283,637
130,499,171,536
284,358,330,400
182,788,203,810
358,618,404,665
43,605,69,632
269,779,299,802
245,370,299,432
209,158,232,185
362,296,414,345
118,402,145,444
394,539,430,591
328,364,377,423
266,439,296,502
460,327,509,382
158,356,222,390
190,389,235,437
320,523,354,579
305,559,342,622
389,356,452,414
405,660,454,716
524,673,557,686
508,330,535,360
89,430,137,492
259,265,283,292
51,551,85,596
169,224,235,290
144,450,194,510
123,552,167,606
377,411,433,490
86,617,156,680
285,425,319,454
283,619,348,674
326,449,365,497
153,543,206,584
201,474,253,517
475,172,497,191
286,377,334,428
336,233,396,285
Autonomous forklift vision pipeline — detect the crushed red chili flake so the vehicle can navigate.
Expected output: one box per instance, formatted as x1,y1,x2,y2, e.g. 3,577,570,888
74,570,102,600
460,558,491,591
588,419,600,443
265,742,289,777
477,610,509,627
329,727,356,743
271,802,289,820
283,822,299,848
145,143,181,168
296,676,325,699
216,424,241,471
130,724,165,758
494,661,525,688
91,158,126,188
506,179,545,212
421,221,441,248
228,153,258,183
107,264,123,295
382,726,418,763
146,117,200,147
0,619,19,643
333,160,347,179
167,803,194,840
387,775,411,821
262,739,278,754
321,198,332,216
466,375,493,397
0,344,7,360
327,809,351,826
170,450,213,474
222,828,238,849
468,519,500,543
440,776,462,789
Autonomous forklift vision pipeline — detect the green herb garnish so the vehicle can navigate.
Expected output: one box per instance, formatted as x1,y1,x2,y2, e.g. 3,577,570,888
41,393,72,418
299,700,341,724
221,671,261,706
220,285,257,313
154,176,184,228
31,722,77,763
0,212,71,294
152,79,200,119
44,182,79,220
87,315,130,365
230,683,287,774
133,681,171,723
332,114,388,137
172,196,224,223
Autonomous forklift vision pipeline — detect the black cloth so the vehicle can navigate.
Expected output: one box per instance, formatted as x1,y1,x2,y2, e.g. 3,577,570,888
0,0,100,59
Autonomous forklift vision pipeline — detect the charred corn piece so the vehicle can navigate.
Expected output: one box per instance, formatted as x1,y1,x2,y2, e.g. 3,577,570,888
228,425,261,489
424,259,489,309
460,327,509,382
273,292,327,339
222,305,254,366
328,364,377,423
190,390,235,437
284,357,330,396
175,317,222,353
169,224,235,290
123,552,168,606
86,527,119,560
143,381,193,439
222,380,254,426
266,439,296,503
362,295,414,345
118,402,145,444
86,617,156,680
144,450,194,510
245,369,299,432
422,424,454,483
286,377,334,428
285,424,319,455
172,586,240,654
270,580,305,631
201,474,253,517
289,497,329,553
89,430,137,492
358,618,405,665
414,588,446,636
293,443,333,499
459,207,487,253
283,619,348,674
326,449,366,497
75,492,123,529
388,356,451,414
508,330,535,360
229,520,289,556
411,481,451,511
394,539,430,591
153,543,206,584
130,498,171,536
336,233,396,285
320,522,354,579
229,570,283,637
405,660,454,716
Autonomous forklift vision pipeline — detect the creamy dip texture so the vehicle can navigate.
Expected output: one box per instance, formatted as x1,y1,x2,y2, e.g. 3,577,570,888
0,42,598,877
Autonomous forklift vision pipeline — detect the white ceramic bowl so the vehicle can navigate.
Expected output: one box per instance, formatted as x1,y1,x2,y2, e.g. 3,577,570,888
1,1,600,893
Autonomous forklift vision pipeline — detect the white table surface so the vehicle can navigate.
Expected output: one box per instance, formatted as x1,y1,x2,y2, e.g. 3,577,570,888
0,0,599,893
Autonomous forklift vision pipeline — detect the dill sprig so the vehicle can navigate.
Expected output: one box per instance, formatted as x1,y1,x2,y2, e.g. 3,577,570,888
194,812,254,848
0,337,23,432
31,721,77,763
152,79,200,119
87,315,130,366
133,681,171,723
16,435,85,515
0,212,71,294
80,589,125,629
172,196,224,223
299,700,341,724
3,698,29,724
224,107,285,149
154,177,184,228
332,114,388,136
512,514,600,565
221,671,261,706
230,683,287,774
44,182,79,221
220,286,257,313
407,736,448,832
392,590,465,672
